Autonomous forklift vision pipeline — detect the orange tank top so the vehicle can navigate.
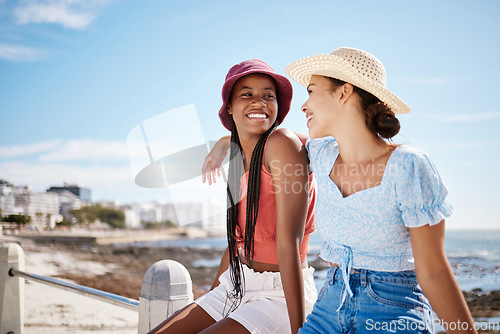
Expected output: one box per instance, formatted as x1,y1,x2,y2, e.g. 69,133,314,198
235,163,316,265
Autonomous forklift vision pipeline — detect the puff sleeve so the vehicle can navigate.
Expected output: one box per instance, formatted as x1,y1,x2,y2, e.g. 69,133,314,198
396,148,453,228
306,136,337,175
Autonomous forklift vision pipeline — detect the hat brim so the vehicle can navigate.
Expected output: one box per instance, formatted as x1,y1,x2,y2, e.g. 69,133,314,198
286,54,411,114
218,70,293,131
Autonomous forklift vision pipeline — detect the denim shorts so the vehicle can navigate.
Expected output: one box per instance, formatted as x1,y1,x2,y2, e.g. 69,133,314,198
299,266,435,334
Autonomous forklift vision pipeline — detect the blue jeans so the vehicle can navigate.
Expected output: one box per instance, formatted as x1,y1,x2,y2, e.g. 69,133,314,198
299,267,434,334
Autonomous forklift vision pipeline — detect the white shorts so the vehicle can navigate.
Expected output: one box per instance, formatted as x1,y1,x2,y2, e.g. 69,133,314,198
195,264,317,334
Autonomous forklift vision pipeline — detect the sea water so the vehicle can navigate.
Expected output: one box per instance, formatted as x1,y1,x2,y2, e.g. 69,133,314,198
310,229,500,292
133,229,500,293
444,229,500,291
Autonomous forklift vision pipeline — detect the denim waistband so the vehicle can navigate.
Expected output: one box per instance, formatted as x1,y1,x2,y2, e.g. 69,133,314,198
327,266,418,311
327,266,418,285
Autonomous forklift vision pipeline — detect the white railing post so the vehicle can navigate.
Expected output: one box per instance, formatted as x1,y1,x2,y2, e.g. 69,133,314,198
0,243,25,334
138,260,193,334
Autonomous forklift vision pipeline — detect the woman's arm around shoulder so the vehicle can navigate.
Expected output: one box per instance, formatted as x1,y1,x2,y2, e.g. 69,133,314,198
265,128,310,334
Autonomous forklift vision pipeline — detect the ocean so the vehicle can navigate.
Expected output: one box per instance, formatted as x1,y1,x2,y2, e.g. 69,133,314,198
441,229,500,292
133,229,500,293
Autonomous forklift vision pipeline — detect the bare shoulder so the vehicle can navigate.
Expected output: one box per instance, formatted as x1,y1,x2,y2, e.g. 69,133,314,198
267,128,302,150
265,128,307,166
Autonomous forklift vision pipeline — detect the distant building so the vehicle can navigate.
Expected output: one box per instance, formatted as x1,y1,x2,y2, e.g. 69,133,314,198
177,202,204,227
202,199,226,233
54,190,81,222
47,184,91,202
118,200,226,230
0,180,67,229
0,182,16,216
122,206,141,228
121,202,178,228
14,190,61,229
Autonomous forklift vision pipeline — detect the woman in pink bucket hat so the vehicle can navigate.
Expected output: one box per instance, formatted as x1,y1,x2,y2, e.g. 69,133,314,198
285,47,476,333
150,59,318,334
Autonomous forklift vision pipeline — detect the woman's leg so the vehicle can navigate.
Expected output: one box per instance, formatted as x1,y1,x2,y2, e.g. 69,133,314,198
199,318,250,334
148,302,216,334
149,302,250,334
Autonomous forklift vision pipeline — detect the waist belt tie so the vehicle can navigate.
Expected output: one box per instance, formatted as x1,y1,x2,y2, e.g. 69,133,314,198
338,245,353,311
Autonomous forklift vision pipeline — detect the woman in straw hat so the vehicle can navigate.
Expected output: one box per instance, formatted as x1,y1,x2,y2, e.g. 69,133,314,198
283,47,477,333
150,59,317,334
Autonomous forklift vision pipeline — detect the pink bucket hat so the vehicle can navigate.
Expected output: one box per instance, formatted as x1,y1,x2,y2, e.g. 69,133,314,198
218,59,293,131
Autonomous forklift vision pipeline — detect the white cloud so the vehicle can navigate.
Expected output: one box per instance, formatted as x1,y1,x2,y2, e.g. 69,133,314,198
0,43,46,61
0,139,130,161
38,139,129,162
429,112,500,123
0,140,60,159
0,160,132,190
13,0,113,29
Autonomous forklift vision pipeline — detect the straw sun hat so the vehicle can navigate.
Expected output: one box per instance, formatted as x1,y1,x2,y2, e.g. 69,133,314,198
285,47,411,114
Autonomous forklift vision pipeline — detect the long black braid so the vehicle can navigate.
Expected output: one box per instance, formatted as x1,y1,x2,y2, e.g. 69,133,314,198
225,119,278,313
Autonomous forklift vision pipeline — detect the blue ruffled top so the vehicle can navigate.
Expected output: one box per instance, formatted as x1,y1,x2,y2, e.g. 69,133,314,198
306,136,453,308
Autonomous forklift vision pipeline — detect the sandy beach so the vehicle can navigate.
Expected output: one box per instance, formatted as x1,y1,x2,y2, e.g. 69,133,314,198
2,230,499,333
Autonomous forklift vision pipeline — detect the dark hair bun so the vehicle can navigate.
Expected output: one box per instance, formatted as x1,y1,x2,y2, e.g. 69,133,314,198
365,102,400,139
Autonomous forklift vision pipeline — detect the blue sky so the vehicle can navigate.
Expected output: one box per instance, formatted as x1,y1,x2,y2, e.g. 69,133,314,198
0,0,499,229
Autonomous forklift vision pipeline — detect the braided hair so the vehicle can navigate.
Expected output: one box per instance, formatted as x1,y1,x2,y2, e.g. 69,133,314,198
225,118,277,313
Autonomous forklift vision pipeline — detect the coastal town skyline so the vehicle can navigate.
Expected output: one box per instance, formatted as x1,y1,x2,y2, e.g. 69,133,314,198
1,0,499,230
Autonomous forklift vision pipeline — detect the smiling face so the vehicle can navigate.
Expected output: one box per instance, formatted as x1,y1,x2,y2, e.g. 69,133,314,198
227,73,278,138
301,75,340,138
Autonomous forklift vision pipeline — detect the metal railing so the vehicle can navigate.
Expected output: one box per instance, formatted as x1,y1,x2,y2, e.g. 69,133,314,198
1,242,193,334
9,268,139,311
